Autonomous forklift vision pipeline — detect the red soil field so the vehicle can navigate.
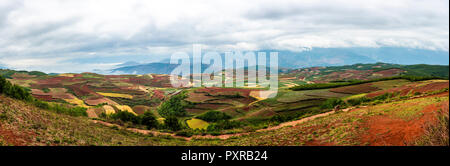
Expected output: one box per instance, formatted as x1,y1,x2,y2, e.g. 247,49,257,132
195,87,253,97
359,100,448,146
69,84,98,97
330,83,379,94
152,90,165,100
367,81,449,98
185,92,215,103
32,94,55,101
132,105,151,115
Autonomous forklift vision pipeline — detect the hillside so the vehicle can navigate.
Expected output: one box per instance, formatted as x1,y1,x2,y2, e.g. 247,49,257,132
1,87,448,146
188,93,449,146
0,95,190,146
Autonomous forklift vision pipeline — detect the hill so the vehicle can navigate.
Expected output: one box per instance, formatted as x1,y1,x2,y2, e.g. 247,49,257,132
1,62,449,146
0,95,188,146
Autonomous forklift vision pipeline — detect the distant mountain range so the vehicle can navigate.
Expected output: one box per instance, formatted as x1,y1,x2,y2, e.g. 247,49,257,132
111,47,449,75
111,63,180,75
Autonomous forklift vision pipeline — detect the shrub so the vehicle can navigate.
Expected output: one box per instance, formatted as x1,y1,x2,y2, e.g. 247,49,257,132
110,111,141,124
196,111,232,122
164,116,182,131
415,107,449,146
347,97,370,106
373,92,393,101
175,129,194,137
207,120,243,132
269,115,290,123
141,111,158,129
320,98,346,109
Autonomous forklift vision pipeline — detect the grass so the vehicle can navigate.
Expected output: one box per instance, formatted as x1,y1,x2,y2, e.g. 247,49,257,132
64,97,89,108
114,105,137,115
369,79,411,90
276,91,321,103
97,92,133,99
344,93,367,101
414,104,449,146
186,118,209,130
103,105,116,115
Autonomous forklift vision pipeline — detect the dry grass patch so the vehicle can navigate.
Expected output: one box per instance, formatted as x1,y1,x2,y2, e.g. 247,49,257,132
97,92,133,99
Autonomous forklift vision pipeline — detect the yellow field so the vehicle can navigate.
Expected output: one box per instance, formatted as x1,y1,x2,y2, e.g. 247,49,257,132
64,97,89,108
186,118,209,130
102,105,116,115
97,92,133,99
115,105,137,115
58,73,75,77
344,93,367,101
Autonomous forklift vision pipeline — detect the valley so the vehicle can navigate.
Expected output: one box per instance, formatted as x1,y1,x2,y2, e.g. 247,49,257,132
0,63,448,146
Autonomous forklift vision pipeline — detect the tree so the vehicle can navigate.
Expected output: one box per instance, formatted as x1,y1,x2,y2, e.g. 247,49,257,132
164,116,182,131
157,93,188,117
141,111,158,129
320,98,346,109
197,111,231,122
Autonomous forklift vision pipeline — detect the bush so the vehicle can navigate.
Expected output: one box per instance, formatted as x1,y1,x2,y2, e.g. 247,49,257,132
347,97,370,106
141,111,158,129
269,115,290,123
207,120,243,132
196,111,232,122
320,98,346,109
110,111,141,124
373,92,393,101
175,129,194,137
164,116,182,131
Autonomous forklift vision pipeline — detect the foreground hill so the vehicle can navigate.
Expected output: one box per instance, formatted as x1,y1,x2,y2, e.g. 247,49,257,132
0,95,189,146
1,90,448,146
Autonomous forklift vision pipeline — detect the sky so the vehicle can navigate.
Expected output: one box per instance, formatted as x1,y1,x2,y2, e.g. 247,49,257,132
0,0,448,73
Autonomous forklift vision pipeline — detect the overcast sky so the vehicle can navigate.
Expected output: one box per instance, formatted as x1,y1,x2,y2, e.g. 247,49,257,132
0,0,448,73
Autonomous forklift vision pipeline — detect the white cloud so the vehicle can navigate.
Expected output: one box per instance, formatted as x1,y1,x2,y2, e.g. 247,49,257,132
0,0,448,72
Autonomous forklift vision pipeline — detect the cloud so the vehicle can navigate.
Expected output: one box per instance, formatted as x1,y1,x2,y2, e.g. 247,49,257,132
0,0,448,72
